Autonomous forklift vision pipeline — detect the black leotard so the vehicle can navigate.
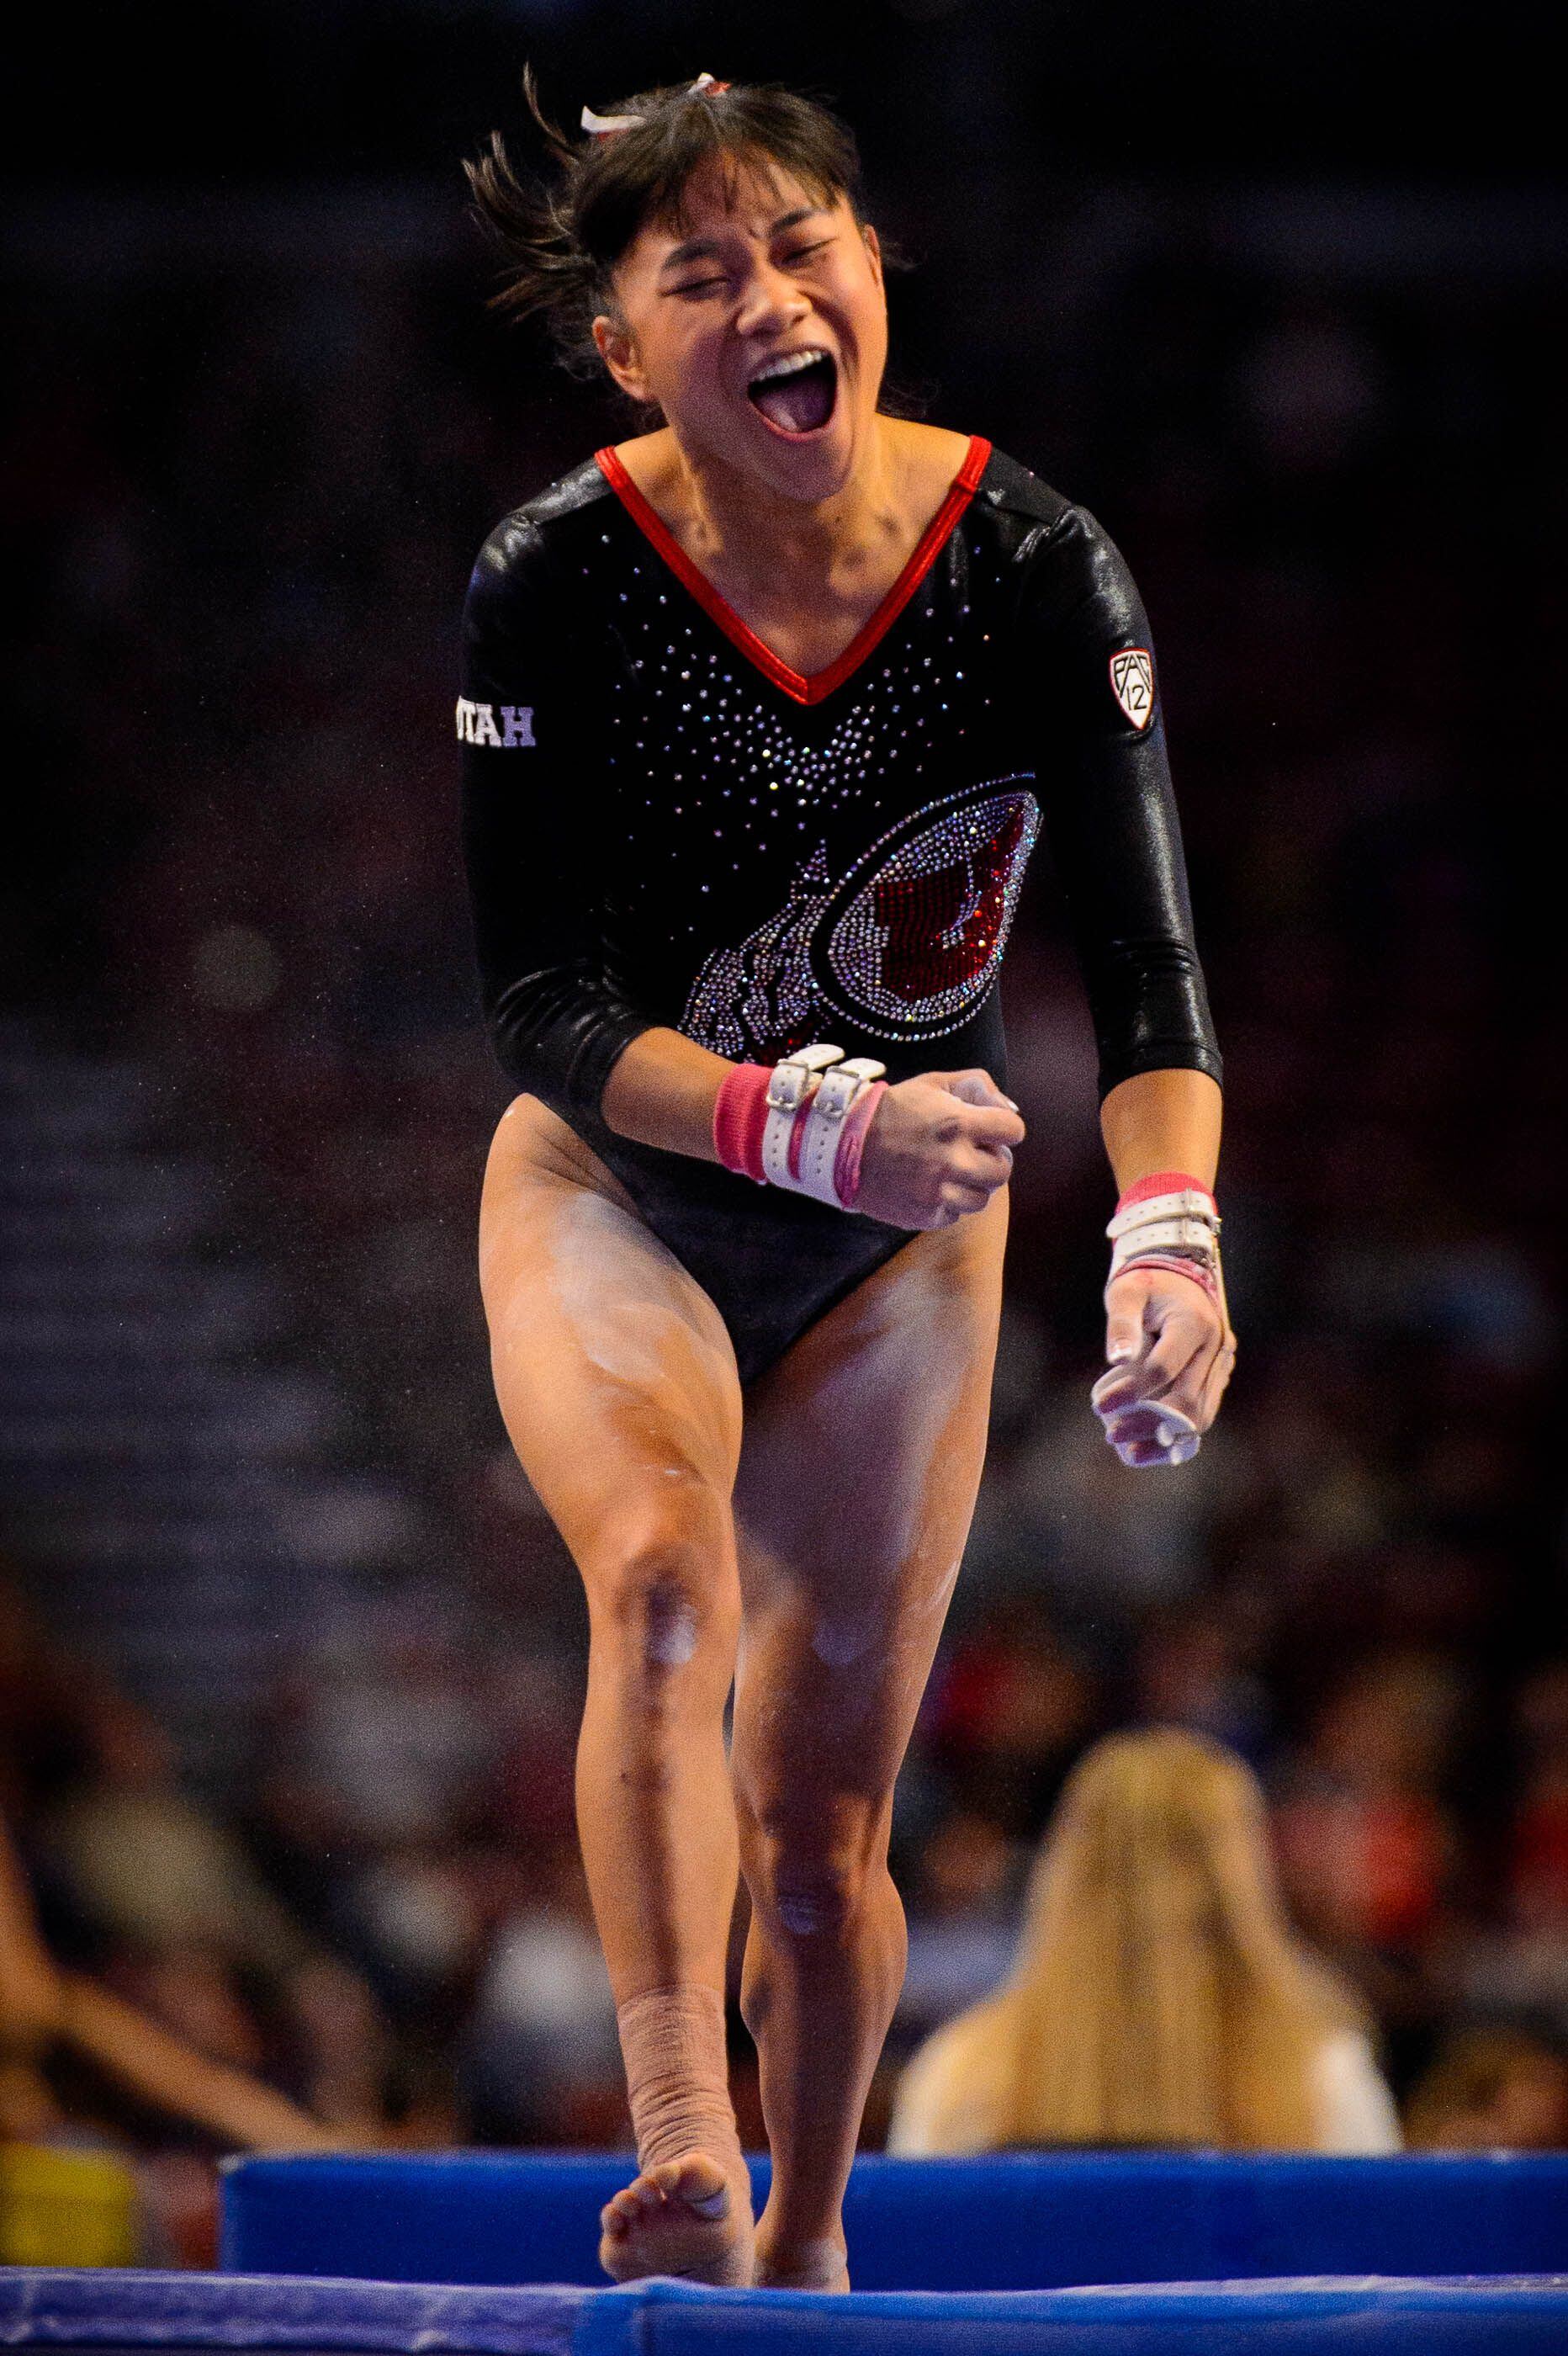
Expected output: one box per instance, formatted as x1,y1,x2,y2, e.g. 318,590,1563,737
459,434,1220,1384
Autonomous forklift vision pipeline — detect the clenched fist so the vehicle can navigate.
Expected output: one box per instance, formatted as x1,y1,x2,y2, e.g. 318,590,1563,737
1091,1265,1236,1467
854,1069,1025,1230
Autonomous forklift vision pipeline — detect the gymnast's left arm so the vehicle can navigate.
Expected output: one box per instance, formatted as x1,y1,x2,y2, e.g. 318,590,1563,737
1020,505,1234,1467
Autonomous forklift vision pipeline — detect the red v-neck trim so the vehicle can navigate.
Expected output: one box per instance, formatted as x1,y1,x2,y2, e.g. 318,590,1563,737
593,433,992,708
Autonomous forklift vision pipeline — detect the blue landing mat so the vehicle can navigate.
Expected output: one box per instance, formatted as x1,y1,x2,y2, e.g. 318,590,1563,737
220,2152,1568,2292
4,2268,1568,2356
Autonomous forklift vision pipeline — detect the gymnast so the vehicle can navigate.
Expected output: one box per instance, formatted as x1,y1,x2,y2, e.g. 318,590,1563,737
458,71,1233,2290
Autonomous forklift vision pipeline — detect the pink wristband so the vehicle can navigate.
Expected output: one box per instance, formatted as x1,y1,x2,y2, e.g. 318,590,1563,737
714,1061,887,1208
712,1064,771,1183
833,1079,887,1210
1115,1169,1215,1215
1110,1171,1221,1305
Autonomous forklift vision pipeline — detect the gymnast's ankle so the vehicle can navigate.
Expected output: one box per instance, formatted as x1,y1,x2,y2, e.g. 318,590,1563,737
602,1984,755,2286
754,2222,850,2292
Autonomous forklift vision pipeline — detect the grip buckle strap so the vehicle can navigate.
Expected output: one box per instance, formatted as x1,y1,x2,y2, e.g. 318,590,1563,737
760,1044,887,1205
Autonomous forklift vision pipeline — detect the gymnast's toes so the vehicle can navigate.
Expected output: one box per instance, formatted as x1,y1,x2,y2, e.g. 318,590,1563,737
597,2150,755,2285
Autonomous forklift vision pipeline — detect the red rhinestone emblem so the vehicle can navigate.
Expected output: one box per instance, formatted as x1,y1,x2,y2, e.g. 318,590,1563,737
821,784,1040,1037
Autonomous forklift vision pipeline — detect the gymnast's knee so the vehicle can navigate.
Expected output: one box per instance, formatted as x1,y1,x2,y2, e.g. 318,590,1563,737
583,1499,740,1685
739,1796,893,1944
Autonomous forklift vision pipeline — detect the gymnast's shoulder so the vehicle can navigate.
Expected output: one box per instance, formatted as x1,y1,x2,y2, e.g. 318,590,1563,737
967,446,1151,654
465,457,620,616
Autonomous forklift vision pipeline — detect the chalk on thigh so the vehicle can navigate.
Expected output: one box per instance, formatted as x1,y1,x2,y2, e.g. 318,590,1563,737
479,1099,744,1566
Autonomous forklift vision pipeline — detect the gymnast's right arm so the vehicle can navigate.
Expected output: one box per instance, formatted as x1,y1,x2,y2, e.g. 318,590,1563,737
459,517,731,1159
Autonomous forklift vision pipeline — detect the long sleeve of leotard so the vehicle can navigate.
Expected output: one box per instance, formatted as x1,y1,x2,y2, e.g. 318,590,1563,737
458,515,657,1122
1015,505,1222,1101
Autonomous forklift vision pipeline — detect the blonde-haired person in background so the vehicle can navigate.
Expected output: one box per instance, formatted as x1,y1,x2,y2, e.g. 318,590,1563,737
887,1727,1400,2154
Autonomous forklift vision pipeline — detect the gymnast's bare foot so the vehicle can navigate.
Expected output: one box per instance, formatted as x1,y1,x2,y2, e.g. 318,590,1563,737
598,2150,755,2285
754,2229,851,2293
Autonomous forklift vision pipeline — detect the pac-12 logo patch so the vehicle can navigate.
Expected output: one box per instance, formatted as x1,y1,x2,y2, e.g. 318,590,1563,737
1110,648,1155,730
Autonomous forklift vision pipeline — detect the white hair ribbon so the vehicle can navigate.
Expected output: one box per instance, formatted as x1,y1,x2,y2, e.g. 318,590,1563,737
581,72,729,139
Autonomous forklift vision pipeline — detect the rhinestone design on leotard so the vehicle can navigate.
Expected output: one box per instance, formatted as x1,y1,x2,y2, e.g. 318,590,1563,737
679,782,1039,1059
680,844,832,1060
823,784,1040,1034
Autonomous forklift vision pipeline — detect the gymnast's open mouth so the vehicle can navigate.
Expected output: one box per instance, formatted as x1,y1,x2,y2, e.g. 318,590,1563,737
746,346,839,438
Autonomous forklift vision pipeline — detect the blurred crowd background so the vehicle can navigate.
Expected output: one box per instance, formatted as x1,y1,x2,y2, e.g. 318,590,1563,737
3,0,1565,2263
